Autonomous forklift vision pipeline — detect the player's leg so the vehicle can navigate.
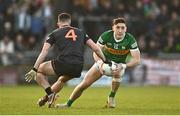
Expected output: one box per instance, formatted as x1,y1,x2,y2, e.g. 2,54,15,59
56,63,102,108
51,75,72,93
38,62,83,107
35,60,57,107
107,79,120,108
107,69,124,108
36,61,55,93
37,75,72,107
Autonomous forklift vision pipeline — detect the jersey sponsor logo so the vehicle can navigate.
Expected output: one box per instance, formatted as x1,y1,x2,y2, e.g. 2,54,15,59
104,45,130,55
122,46,126,49
114,43,119,49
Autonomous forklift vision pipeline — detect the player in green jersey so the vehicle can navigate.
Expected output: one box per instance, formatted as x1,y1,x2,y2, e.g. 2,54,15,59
55,17,140,108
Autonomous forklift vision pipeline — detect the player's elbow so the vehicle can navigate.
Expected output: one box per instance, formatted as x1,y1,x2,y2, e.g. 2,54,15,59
135,57,141,66
93,47,100,54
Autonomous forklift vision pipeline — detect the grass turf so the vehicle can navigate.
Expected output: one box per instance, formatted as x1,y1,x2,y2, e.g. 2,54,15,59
0,85,180,115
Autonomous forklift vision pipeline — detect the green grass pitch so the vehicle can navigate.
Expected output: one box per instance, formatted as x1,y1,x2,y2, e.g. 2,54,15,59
0,85,180,115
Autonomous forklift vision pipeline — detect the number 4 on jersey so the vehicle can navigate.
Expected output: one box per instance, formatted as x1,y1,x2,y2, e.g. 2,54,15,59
65,29,77,41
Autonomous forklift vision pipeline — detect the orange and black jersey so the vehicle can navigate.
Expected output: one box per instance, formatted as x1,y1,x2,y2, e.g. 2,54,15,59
46,26,90,65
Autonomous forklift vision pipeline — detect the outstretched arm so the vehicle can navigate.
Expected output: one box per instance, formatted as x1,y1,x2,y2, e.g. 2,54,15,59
34,42,51,69
25,42,51,82
86,39,106,62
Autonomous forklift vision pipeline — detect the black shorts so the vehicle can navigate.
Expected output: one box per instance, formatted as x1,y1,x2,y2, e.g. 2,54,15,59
51,60,83,78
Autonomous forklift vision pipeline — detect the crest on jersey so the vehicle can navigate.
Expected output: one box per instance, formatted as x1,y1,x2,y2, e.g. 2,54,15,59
114,43,119,49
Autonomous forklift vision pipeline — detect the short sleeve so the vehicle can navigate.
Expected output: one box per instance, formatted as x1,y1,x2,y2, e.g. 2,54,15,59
46,32,55,45
129,36,138,50
97,31,109,45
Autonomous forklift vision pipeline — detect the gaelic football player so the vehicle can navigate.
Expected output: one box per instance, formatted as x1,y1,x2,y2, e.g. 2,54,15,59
25,13,107,108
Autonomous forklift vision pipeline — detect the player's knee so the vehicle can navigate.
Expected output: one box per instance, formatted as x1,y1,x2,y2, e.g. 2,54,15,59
112,77,122,83
113,72,120,78
56,78,65,84
79,81,90,90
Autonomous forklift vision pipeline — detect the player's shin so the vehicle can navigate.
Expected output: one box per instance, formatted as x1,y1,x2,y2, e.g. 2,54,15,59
36,73,51,89
51,80,65,93
109,79,120,98
107,79,120,108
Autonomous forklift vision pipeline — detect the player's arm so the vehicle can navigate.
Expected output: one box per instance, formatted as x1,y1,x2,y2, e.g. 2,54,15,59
33,42,51,69
86,39,106,62
92,32,108,62
25,33,55,82
93,42,104,62
126,36,141,68
126,48,140,68
112,48,140,77
25,42,51,82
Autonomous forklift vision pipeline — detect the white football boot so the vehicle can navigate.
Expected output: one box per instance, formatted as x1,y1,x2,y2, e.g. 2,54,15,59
55,103,69,109
107,97,116,108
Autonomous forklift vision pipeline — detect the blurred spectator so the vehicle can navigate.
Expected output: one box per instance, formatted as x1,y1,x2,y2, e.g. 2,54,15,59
138,34,146,52
147,39,159,57
157,4,169,25
3,6,15,38
174,28,180,52
164,30,175,53
15,5,31,36
169,0,180,14
14,33,25,64
42,0,54,33
26,35,37,51
71,0,88,17
30,8,44,41
0,35,14,66
167,11,180,30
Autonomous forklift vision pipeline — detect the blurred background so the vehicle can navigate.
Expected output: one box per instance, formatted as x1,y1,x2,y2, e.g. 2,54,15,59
0,0,180,86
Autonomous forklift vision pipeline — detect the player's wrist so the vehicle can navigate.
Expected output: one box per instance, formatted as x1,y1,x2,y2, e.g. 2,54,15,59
104,59,112,66
121,63,127,70
32,67,38,72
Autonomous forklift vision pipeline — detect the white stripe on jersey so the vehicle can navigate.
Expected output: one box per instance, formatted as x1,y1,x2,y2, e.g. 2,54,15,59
97,41,104,47
130,48,139,52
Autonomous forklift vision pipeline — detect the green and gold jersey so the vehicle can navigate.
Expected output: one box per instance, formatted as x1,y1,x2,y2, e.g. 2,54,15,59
98,30,138,63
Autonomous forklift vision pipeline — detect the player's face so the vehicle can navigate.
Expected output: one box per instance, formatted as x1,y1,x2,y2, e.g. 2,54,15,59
112,23,127,39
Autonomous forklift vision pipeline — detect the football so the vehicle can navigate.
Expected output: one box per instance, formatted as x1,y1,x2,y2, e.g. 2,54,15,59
102,62,117,76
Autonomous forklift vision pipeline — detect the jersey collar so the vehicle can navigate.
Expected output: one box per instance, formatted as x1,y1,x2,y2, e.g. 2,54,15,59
60,25,70,28
113,32,125,42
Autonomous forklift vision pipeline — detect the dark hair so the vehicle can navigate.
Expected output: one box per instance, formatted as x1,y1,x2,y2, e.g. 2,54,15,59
58,13,71,22
112,18,126,25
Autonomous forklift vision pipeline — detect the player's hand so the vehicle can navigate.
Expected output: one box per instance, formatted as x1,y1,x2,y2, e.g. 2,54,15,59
112,63,126,77
104,59,112,66
25,68,37,82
